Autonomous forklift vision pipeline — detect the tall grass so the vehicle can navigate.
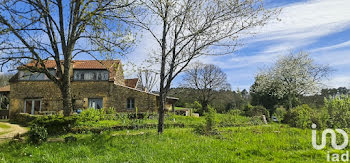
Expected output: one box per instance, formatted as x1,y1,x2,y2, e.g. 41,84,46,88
0,124,327,162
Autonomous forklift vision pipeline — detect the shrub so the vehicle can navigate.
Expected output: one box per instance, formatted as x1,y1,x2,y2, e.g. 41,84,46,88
64,136,77,143
10,113,39,126
227,109,242,116
28,125,48,144
273,107,287,122
310,107,329,129
78,108,116,122
191,101,203,114
324,96,350,128
219,111,258,127
286,104,312,129
243,104,270,119
194,106,219,135
33,115,78,135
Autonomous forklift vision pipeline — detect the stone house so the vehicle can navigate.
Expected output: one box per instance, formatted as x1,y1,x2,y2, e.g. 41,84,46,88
8,60,177,117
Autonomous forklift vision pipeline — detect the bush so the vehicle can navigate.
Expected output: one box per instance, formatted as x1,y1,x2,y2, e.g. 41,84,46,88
10,113,39,126
219,111,262,127
194,106,219,135
324,96,350,128
64,136,77,143
243,104,270,119
28,125,48,144
226,109,242,116
273,107,287,122
310,107,329,129
285,104,312,129
190,101,203,115
33,115,78,135
78,108,105,122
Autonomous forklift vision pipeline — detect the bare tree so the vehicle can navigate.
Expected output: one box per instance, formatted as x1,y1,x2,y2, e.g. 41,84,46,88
126,0,279,133
138,69,158,92
183,63,230,114
0,73,13,87
0,0,135,116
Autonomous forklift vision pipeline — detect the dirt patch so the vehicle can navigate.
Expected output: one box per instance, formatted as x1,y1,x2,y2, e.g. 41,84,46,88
0,122,28,143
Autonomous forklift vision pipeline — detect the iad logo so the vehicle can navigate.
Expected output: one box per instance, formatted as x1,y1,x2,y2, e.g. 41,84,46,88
312,124,348,150
312,124,349,162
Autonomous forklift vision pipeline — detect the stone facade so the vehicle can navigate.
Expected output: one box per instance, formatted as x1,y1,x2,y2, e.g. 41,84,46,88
8,60,177,117
9,81,160,117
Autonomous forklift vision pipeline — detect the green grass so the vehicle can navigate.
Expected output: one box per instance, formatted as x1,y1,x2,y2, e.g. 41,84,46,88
0,124,333,162
0,123,10,129
175,106,188,110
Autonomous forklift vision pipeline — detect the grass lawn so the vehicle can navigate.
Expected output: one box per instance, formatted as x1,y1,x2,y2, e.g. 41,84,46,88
0,124,336,162
0,123,10,129
175,106,188,110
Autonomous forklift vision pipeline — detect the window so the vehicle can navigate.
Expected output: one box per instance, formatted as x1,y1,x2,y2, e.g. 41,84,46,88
80,73,85,80
127,98,135,109
88,98,103,109
24,99,41,115
19,69,56,81
73,70,109,81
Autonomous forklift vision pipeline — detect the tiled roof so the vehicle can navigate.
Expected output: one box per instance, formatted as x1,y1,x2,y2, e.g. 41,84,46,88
22,60,119,70
124,78,139,88
73,60,118,69
0,85,10,92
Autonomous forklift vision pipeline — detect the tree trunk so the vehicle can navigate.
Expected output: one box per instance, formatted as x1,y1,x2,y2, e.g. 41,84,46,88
157,93,166,133
61,56,73,116
61,83,73,116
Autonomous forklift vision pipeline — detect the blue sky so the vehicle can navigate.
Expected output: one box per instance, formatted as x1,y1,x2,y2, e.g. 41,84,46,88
124,0,350,91
7,0,345,91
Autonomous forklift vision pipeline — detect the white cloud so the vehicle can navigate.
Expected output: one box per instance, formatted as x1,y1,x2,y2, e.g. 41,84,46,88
255,0,350,41
237,0,350,57
124,0,350,89
323,76,350,88
311,40,350,52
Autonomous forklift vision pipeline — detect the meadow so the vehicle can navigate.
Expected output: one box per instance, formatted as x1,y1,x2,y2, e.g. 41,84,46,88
0,122,337,162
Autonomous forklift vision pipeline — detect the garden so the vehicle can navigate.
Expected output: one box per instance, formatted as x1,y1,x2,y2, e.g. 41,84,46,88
0,96,350,162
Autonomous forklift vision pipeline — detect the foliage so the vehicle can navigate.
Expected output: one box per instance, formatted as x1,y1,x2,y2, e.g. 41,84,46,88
310,107,329,129
219,110,264,127
33,115,78,135
243,104,270,119
64,136,77,143
0,95,9,110
169,88,250,113
250,51,330,109
10,113,39,126
324,96,350,128
0,125,328,162
194,106,219,135
28,125,48,144
78,108,116,122
285,104,312,129
272,107,287,122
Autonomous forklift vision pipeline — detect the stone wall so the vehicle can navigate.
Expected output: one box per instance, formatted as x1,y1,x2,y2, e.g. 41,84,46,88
9,81,159,117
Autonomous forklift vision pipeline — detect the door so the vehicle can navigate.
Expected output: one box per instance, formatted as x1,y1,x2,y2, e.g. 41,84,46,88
88,98,103,109
24,99,41,115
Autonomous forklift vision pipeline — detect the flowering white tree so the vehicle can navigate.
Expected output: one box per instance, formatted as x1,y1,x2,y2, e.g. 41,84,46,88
251,51,331,109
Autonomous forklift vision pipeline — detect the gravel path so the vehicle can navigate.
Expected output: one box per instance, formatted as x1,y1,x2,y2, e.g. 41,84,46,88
0,122,28,142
